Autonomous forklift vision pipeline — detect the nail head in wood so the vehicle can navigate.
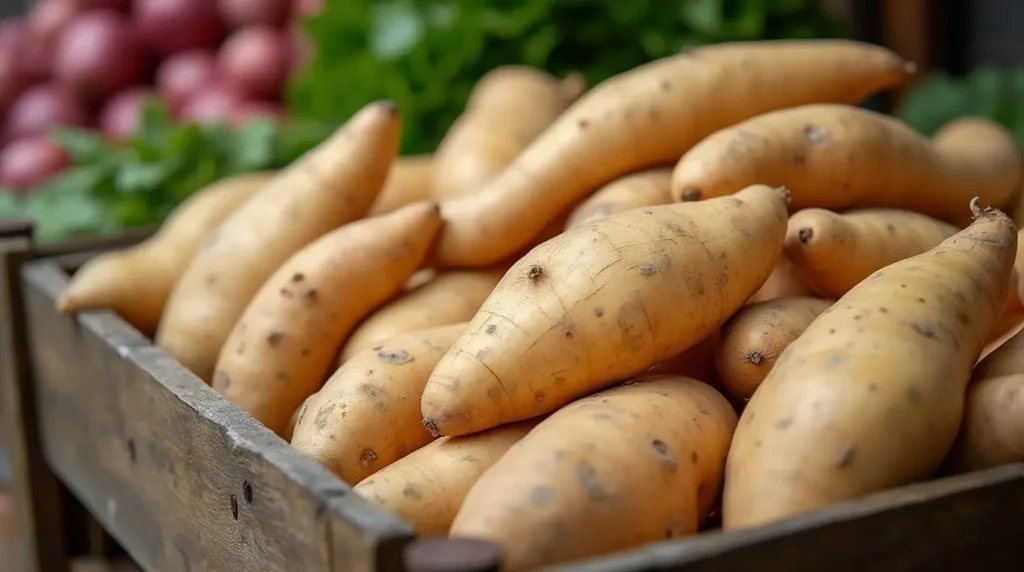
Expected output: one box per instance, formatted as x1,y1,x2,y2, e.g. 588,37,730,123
403,537,502,572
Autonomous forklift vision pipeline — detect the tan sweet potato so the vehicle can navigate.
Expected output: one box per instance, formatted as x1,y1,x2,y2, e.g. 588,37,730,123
784,208,958,298
747,258,814,303
434,40,911,268
450,376,737,571
291,323,466,483
422,184,788,437
564,168,673,229
353,419,537,537
156,101,401,381
724,201,1016,530
948,327,1024,471
213,202,442,436
717,297,834,401
338,269,505,364
367,154,434,216
433,66,585,199
56,172,271,337
672,108,1022,225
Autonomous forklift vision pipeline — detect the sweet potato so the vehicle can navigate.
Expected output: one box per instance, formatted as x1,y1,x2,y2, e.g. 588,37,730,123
338,269,505,364
56,171,271,337
784,208,958,298
422,184,788,437
723,201,1016,530
450,376,737,570
564,168,673,229
291,323,466,483
213,202,442,436
948,327,1024,471
671,107,1022,225
643,330,720,385
433,66,585,199
354,419,537,537
747,258,814,303
433,40,911,268
367,154,434,216
717,297,834,401
156,101,401,381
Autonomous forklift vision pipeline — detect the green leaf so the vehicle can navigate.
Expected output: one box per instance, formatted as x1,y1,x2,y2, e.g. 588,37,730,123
231,120,279,172
51,128,112,164
682,0,724,35
115,160,179,194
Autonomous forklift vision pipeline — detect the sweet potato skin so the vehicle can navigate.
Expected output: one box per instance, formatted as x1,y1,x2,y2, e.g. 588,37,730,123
353,419,536,537
368,155,434,216
747,258,814,303
339,269,505,364
435,41,912,268
785,208,958,298
213,202,442,436
56,172,272,337
450,376,737,571
564,168,673,229
422,184,788,437
156,102,401,381
291,323,466,483
672,106,1022,225
717,297,834,401
724,205,1016,530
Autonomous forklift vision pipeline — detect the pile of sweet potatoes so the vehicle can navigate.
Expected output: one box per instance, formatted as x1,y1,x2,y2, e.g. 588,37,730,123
57,39,1024,571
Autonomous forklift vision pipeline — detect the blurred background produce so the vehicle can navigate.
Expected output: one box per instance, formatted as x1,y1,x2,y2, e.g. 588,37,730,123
0,0,1020,243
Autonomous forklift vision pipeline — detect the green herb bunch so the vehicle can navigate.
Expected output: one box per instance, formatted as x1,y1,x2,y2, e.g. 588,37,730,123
290,0,846,154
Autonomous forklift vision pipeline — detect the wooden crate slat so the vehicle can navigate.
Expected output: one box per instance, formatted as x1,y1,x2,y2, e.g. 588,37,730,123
21,260,415,572
553,463,1024,571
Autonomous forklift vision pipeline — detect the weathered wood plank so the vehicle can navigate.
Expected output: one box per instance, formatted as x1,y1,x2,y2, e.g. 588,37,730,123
21,259,415,572
553,463,1024,571
0,227,72,572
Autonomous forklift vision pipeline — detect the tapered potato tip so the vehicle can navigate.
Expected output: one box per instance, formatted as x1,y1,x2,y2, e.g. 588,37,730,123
970,196,1016,228
376,100,399,116
776,185,792,204
404,537,502,572
55,292,75,314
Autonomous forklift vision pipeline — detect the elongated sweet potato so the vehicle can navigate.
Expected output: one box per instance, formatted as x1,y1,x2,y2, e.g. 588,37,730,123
157,101,401,381
422,184,788,437
672,108,1022,225
338,269,505,364
354,419,537,537
564,168,673,229
213,202,442,436
948,327,1024,471
717,297,834,401
723,201,1016,530
747,258,814,303
450,376,737,571
368,154,434,216
433,41,911,268
434,66,585,199
56,171,271,337
291,323,466,483
784,208,958,298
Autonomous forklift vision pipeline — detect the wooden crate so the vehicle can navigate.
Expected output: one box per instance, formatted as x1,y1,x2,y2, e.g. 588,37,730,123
3,222,1024,572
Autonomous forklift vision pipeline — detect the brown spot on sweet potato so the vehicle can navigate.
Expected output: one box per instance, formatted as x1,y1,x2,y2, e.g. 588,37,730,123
593,412,612,422
665,516,685,538
594,307,604,317
834,445,856,469
359,384,380,398
868,383,878,392
564,327,573,338
375,401,387,412
487,386,502,399
798,228,814,243
905,321,938,340
879,307,889,313
235,341,245,356
754,440,762,448
662,222,687,237
313,403,335,430
792,153,806,166
301,348,310,357
378,350,412,364
422,419,441,437
775,418,793,430
649,439,677,469
691,451,699,463
205,273,217,286
576,460,614,499
803,124,830,146
659,79,672,92
291,272,305,282
746,351,764,365
578,119,589,129
641,263,656,276
280,288,294,299
360,449,377,467
826,354,845,368
275,371,288,382
213,371,230,391
906,385,923,404
304,289,319,304
402,485,422,499
267,332,285,347
527,265,543,281
485,324,496,334
681,187,701,202
530,486,554,507
534,391,546,404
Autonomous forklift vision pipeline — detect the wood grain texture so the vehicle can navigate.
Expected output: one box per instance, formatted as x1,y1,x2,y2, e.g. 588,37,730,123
551,463,1024,572
21,259,414,572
